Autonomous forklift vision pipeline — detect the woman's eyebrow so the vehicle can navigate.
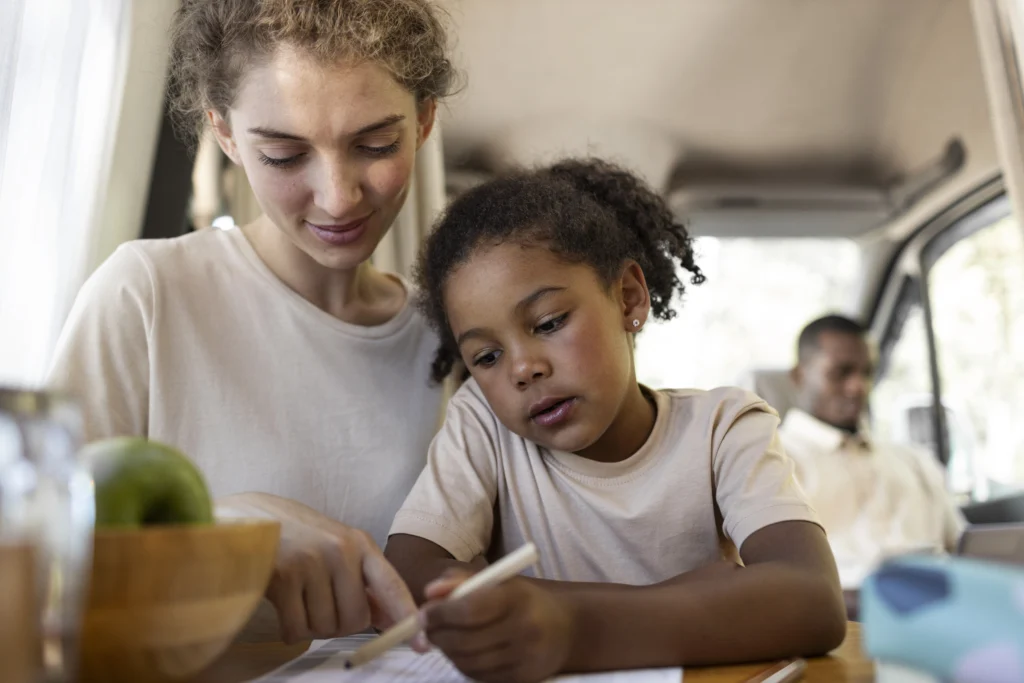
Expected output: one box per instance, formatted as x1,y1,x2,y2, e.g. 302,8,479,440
247,114,406,141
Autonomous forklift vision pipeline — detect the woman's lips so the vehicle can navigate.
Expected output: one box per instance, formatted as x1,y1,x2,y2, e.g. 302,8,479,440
305,216,371,246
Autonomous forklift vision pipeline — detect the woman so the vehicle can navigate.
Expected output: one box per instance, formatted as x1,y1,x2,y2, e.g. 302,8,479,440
48,0,455,645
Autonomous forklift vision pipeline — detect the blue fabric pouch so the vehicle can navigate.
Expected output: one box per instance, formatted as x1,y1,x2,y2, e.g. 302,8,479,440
861,555,1024,682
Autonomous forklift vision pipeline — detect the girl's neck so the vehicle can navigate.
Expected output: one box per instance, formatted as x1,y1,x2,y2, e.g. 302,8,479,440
575,380,657,463
242,216,406,326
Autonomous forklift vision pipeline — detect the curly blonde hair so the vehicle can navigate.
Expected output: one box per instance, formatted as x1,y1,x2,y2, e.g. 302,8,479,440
168,0,456,148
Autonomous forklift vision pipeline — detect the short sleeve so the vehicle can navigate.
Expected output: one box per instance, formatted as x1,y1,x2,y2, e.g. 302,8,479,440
47,244,154,442
388,381,499,562
712,394,822,551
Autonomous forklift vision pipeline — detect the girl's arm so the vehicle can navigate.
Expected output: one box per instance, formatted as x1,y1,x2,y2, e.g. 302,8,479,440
556,520,845,669
415,520,845,682
385,533,488,603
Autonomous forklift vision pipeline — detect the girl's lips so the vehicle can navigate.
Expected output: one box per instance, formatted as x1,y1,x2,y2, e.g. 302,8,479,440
530,397,578,428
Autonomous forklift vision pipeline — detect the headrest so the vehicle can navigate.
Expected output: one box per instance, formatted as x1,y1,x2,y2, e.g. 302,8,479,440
740,368,798,420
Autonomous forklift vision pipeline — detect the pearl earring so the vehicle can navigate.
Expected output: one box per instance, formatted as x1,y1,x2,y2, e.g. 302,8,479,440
632,319,640,328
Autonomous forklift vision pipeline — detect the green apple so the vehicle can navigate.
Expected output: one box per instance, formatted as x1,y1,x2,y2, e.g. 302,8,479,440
82,437,214,528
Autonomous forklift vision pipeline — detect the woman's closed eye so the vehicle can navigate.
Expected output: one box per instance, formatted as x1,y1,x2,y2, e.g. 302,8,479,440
358,140,401,158
356,133,402,158
257,151,305,169
535,313,568,335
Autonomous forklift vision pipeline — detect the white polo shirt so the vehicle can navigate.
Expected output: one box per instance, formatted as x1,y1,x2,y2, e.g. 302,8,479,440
779,408,965,589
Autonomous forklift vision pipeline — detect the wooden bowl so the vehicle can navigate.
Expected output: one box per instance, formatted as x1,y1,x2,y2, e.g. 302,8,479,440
80,520,280,683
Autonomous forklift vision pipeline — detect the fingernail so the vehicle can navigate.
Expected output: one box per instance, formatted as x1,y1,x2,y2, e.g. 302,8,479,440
413,632,431,651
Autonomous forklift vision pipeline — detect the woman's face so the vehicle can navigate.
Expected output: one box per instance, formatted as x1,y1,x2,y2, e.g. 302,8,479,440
210,46,435,271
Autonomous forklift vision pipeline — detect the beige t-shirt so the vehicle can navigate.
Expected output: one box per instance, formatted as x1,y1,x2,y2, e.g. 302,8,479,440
390,380,820,583
779,409,965,589
48,228,443,547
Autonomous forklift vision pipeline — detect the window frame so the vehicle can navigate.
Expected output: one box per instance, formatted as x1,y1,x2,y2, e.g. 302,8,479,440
872,177,1020,495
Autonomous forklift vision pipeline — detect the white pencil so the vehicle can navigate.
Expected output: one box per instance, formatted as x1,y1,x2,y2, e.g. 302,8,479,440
345,543,540,669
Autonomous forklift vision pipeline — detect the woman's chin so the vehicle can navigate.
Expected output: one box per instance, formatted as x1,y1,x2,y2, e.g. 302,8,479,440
301,231,384,271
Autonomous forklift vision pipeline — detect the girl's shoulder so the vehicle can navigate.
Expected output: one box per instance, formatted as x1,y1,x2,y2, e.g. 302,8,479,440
651,386,782,448
655,385,776,419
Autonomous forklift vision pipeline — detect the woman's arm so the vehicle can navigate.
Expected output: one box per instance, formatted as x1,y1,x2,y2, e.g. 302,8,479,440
419,521,846,682
48,244,153,441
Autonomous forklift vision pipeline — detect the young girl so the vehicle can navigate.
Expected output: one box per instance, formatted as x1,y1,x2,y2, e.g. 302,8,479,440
385,158,847,681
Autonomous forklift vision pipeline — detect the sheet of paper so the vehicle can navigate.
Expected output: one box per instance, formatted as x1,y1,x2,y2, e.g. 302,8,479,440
251,633,682,683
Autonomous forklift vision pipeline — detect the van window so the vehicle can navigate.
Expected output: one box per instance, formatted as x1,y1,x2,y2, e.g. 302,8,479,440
635,237,861,389
929,214,1024,497
868,297,972,491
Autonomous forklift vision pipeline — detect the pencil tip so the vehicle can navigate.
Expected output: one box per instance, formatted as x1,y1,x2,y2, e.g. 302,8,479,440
344,661,352,670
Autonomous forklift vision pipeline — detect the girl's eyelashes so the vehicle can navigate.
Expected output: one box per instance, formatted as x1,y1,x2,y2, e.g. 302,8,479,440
535,313,569,335
257,151,304,168
467,313,568,368
472,349,501,368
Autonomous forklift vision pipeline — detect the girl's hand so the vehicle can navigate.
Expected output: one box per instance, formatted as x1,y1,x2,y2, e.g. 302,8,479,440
421,570,576,683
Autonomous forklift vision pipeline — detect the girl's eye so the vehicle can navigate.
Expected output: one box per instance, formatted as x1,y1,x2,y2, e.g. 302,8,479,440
257,152,304,168
473,350,501,368
359,141,400,158
536,313,568,334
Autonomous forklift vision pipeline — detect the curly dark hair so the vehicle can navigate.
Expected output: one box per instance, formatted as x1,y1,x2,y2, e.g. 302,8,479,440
167,0,457,149
416,157,706,382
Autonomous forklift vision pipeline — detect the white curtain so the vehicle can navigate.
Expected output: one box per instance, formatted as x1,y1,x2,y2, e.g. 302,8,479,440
972,0,1024,242
0,0,132,387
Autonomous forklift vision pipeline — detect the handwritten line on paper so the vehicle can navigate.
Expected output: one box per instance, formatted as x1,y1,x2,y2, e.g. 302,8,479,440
252,633,682,683
254,634,471,683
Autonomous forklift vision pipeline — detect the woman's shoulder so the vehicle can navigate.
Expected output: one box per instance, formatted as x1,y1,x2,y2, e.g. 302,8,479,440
94,229,234,279
120,229,240,273
84,230,247,302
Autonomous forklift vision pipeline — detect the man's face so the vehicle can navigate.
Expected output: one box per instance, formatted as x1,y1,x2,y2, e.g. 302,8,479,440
794,331,874,432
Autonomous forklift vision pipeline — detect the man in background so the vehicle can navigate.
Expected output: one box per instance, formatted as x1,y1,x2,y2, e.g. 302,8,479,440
779,315,964,618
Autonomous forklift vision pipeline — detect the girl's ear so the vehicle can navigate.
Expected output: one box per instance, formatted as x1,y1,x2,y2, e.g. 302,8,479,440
619,261,651,333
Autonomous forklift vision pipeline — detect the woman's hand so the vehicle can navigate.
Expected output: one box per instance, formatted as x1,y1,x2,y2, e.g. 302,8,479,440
216,493,422,645
421,570,576,683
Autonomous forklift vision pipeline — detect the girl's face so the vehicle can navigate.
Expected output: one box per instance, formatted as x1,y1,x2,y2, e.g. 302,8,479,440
444,242,653,459
210,46,435,271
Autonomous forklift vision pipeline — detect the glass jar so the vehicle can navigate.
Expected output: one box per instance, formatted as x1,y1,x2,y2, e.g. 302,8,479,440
0,388,94,683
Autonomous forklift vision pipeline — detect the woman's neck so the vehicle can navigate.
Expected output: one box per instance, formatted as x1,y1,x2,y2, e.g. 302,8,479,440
242,216,406,326
575,381,657,464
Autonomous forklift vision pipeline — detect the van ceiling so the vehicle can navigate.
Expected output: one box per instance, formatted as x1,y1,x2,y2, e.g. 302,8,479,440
438,0,999,240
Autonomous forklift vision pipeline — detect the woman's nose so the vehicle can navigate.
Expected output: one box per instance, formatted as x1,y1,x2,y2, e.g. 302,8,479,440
315,158,363,218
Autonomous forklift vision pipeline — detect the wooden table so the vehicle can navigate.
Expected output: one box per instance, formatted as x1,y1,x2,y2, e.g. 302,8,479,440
194,622,874,682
